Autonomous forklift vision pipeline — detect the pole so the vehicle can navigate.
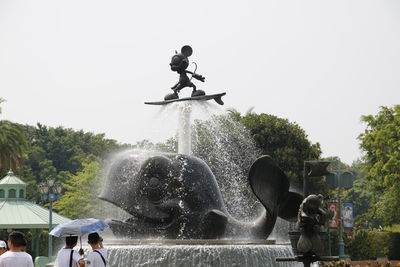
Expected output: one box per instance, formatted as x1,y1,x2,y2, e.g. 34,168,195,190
48,199,53,259
327,226,331,256
303,162,307,197
31,229,35,258
35,229,40,259
337,166,345,260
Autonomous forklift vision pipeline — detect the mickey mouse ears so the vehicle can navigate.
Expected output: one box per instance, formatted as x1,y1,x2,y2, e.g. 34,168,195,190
181,45,193,57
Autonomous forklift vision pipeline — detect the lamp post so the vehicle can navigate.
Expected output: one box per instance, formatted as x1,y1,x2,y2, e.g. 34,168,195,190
336,168,345,260
325,163,354,260
38,176,63,259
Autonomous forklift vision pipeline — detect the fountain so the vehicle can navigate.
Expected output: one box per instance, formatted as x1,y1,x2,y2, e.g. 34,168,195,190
98,46,304,266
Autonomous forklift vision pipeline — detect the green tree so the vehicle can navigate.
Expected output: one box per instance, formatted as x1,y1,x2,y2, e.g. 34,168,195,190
0,98,28,172
238,113,321,178
53,160,103,219
0,98,4,114
236,112,324,194
17,123,126,201
132,138,177,153
23,123,123,175
358,105,400,226
53,159,129,220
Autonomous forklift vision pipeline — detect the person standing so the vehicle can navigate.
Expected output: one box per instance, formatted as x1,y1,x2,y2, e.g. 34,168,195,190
56,236,85,267
86,233,107,267
0,231,33,267
0,240,7,256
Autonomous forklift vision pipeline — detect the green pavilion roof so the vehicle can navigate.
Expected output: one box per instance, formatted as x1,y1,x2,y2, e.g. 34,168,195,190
0,200,70,229
0,170,71,229
0,170,27,185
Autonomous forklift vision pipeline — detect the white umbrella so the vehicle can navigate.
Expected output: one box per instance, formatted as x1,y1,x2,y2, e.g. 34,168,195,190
50,218,109,237
50,218,109,249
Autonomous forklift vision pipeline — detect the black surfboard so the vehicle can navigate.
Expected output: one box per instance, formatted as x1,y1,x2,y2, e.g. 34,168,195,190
145,92,226,106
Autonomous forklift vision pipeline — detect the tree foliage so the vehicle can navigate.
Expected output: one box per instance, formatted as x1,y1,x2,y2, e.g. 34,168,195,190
23,123,123,175
238,112,322,179
0,98,28,171
358,105,400,226
52,159,130,220
9,123,126,202
0,98,4,113
53,161,103,219
0,120,28,171
230,112,324,195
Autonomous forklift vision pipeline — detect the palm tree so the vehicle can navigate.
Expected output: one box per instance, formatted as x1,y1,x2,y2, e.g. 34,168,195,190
0,98,28,170
0,98,4,114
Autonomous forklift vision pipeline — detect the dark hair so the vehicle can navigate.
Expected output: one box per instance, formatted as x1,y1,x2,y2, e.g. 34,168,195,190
65,236,78,246
88,232,100,244
8,231,27,247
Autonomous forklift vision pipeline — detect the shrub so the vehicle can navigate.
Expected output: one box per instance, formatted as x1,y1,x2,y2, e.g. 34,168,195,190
345,229,400,260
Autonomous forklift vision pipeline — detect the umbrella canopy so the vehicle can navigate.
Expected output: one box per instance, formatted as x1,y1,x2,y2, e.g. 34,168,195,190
49,218,109,237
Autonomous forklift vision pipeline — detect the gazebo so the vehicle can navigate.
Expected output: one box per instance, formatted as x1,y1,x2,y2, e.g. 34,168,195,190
0,170,70,257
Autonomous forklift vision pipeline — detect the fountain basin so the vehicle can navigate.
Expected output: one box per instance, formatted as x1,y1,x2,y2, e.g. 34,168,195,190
105,239,299,267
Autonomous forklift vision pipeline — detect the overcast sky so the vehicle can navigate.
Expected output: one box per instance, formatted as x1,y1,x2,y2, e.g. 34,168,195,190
1,0,399,164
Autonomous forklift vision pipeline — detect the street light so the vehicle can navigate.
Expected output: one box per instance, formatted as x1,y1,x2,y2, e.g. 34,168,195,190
325,165,354,260
38,176,63,260
303,160,331,197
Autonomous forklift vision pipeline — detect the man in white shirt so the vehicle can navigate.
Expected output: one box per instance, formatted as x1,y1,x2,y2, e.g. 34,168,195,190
86,233,107,267
56,236,85,267
0,240,7,256
0,231,34,267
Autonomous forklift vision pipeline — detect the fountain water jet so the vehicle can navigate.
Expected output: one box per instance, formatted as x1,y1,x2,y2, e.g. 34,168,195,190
177,102,192,155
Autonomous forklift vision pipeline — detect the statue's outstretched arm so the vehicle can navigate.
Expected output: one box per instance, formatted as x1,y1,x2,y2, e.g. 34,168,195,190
186,70,205,82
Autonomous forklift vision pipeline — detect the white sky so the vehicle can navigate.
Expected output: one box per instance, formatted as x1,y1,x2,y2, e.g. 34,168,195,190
1,0,399,164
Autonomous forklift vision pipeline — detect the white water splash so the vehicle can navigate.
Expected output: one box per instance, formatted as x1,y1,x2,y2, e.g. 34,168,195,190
107,243,300,267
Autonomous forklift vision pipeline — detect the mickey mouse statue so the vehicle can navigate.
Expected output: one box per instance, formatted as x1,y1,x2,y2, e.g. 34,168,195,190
165,45,206,101
296,194,327,257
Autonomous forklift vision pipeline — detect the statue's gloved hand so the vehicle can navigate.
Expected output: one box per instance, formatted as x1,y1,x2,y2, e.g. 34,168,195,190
192,73,205,82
